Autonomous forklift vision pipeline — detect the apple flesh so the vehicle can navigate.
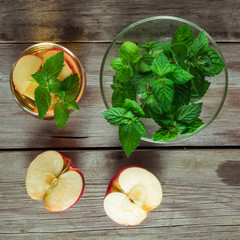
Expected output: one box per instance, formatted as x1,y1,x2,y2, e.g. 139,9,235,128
12,54,42,95
103,166,163,226
25,151,84,212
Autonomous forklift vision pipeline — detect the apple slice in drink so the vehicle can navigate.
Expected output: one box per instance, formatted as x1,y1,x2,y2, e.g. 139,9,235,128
103,166,163,226
36,49,74,81
12,54,43,95
25,151,85,212
23,49,78,101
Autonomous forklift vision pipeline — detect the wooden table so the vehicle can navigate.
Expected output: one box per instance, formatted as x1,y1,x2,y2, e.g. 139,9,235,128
0,1,240,239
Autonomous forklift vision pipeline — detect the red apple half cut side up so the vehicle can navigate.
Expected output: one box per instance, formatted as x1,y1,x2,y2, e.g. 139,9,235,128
25,151,84,212
103,166,163,226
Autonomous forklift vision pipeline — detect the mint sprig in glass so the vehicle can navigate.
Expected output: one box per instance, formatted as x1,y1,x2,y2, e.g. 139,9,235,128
32,51,80,128
10,43,85,129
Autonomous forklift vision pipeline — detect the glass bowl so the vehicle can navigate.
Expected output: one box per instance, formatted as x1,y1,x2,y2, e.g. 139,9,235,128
100,16,228,144
10,43,86,119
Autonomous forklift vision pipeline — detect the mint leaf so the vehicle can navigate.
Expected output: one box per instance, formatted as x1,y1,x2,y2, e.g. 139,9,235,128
41,51,64,78
187,118,204,133
195,48,225,76
176,123,189,134
110,58,125,70
48,77,64,94
151,42,171,51
140,41,157,52
31,70,48,87
151,52,171,77
110,58,133,82
123,99,145,117
119,124,141,157
137,53,153,73
190,79,210,103
111,81,136,107
190,67,208,96
62,73,80,99
142,103,165,120
170,43,188,68
142,53,154,65
119,41,140,63
102,108,129,126
176,103,202,124
141,94,164,119
153,128,178,141
133,119,148,137
173,83,190,107
151,78,174,110
54,103,69,129
141,41,170,52
172,25,194,47
177,118,204,134
58,91,66,100
131,72,155,94
111,89,128,107
34,86,51,119
189,31,208,56
150,111,172,129
64,97,80,110
168,65,193,84
163,45,173,59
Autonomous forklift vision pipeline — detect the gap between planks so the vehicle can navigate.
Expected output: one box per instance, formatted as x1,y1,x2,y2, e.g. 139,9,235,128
1,146,240,152
0,40,240,44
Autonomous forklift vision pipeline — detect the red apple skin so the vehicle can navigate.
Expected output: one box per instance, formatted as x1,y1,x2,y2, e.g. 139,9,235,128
39,48,77,74
49,48,77,74
35,48,77,74
105,165,146,197
58,154,85,211
64,57,76,74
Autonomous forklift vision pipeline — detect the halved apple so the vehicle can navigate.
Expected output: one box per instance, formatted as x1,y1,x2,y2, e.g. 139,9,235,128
12,54,43,94
103,166,163,226
25,151,85,212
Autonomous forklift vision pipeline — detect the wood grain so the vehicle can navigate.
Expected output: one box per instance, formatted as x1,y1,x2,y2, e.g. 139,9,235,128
0,0,240,43
0,43,239,149
1,2,240,240
0,150,240,239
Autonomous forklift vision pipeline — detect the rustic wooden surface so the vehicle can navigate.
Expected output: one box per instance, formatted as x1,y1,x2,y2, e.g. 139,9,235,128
1,150,240,240
0,0,240,239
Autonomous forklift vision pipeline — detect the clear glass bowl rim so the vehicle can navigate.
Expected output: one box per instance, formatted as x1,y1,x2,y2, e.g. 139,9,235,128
100,16,228,144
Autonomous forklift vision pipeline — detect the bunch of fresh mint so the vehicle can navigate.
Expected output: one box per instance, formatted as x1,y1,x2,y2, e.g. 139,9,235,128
102,25,225,157
31,51,80,129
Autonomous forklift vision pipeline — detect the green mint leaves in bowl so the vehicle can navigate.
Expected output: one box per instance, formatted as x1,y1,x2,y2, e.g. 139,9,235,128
100,17,228,157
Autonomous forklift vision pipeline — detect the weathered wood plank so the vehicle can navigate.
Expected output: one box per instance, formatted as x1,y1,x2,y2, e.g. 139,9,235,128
0,0,240,42
0,150,240,239
0,43,238,148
